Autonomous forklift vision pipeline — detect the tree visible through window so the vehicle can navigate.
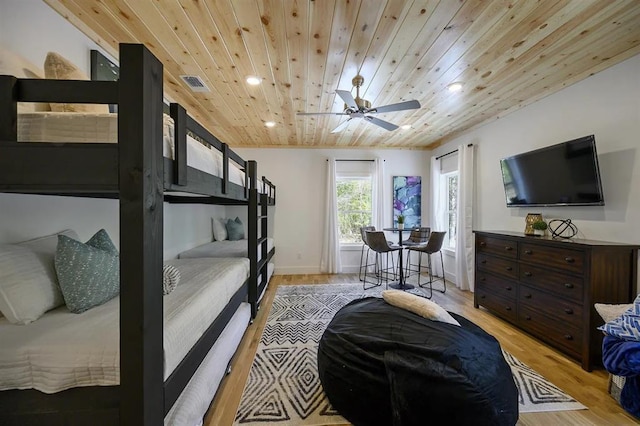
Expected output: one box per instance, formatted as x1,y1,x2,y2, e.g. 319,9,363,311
337,177,372,244
446,173,458,249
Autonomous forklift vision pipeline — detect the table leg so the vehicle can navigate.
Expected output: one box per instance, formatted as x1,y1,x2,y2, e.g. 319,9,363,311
389,246,415,290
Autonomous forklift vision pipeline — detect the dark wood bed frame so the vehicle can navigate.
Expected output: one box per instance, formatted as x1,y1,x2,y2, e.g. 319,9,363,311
0,43,275,425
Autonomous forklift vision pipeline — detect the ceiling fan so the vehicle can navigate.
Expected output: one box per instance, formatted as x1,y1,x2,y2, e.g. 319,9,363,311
297,75,421,133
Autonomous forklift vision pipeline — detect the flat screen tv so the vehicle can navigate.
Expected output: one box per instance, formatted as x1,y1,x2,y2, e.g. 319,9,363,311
500,135,604,207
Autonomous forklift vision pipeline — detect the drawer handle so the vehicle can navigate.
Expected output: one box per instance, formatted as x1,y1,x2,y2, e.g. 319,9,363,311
524,249,532,255
524,271,532,277
505,306,511,311
505,266,513,271
480,277,486,281
505,286,512,291
565,257,575,263
564,283,574,289
505,246,513,251
524,294,532,299
525,315,531,320
564,334,573,341
564,308,573,315
481,260,487,264
480,295,486,299
479,242,486,246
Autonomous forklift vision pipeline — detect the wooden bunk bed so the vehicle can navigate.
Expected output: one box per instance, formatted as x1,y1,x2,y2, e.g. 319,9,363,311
177,174,276,318
0,43,274,425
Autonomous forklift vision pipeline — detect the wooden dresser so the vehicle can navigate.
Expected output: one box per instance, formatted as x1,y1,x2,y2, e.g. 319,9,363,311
473,230,638,371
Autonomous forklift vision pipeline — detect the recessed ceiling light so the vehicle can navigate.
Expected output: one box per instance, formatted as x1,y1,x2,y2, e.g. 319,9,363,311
246,76,262,86
401,125,412,130
265,121,276,128
447,82,463,92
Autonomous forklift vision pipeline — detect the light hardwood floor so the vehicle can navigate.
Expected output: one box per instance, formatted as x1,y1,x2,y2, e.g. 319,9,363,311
205,274,638,426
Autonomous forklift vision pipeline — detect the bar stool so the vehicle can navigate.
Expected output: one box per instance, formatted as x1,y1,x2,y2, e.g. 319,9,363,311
405,231,447,298
363,231,401,290
402,227,431,247
358,226,376,282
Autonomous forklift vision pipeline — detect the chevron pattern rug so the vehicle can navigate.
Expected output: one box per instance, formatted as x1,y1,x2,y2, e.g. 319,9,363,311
233,284,585,425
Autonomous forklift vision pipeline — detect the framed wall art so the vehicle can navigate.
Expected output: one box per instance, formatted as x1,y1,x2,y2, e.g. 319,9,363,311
393,176,421,228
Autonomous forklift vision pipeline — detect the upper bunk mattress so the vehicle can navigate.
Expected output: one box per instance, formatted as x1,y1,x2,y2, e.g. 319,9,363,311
178,238,275,260
17,112,248,189
0,257,249,394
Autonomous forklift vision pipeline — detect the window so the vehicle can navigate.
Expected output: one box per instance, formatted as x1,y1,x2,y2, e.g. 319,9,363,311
336,175,372,244
445,172,458,249
438,153,458,250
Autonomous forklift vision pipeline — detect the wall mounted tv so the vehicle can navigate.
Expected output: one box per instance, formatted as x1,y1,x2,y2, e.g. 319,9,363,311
500,135,604,207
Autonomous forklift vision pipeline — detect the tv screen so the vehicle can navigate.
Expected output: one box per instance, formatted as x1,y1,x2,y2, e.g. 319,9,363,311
500,135,604,207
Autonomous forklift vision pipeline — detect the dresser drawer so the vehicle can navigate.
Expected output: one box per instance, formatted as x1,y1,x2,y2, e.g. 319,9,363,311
518,284,583,327
477,254,518,280
519,264,583,303
476,235,517,259
476,291,517,323
519,243,584,274
476,272,516,301
518,305,582,358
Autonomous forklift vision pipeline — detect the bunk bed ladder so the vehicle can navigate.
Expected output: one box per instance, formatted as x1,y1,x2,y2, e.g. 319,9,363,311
247,161,259,317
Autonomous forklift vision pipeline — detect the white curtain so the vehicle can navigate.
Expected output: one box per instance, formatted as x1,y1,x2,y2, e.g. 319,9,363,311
320,158,342,273
430,156,446,276
455,144,475,291
372,157,385,230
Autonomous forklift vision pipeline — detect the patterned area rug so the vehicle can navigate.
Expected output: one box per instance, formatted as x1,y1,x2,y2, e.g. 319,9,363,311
233,284,585,425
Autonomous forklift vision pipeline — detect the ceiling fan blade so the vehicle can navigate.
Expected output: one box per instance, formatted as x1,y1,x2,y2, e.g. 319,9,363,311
336,90,358,110
364,116,398,131
367,99,421,114
296,112,349,116
331,118,352,133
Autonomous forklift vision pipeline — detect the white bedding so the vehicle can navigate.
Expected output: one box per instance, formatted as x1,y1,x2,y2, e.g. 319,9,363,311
166,302,250,426
178,238,275,260
17,112,248,188
0,257,249,394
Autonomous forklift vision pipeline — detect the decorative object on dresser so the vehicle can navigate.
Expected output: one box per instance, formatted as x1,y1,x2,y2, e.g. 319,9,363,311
524,213,543,236
473,230,639,371
531,219,548,236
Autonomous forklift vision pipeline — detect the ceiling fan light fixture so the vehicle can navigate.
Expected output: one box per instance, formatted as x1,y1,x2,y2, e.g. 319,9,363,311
447,82,463,93
246,75,262,86
264,121,276,128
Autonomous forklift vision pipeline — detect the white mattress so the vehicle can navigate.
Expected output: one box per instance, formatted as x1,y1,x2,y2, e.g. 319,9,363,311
166,302,250,426
178,238,275,260
0,257,249,394
17,112,247,188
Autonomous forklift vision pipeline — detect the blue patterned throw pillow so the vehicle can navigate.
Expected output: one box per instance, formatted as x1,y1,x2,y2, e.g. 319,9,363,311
226,217,245,241
55,229,119,314
599,294,640,342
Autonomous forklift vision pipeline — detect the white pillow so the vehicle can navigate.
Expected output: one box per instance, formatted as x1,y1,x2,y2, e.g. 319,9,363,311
0,229,78,324
163,264,181,295
382,290,460,326
212,217,228,241
0,44,51,113
595,303,633,323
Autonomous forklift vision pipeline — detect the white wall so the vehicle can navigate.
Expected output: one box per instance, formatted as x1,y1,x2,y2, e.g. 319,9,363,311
232,148,430,274
0,0,111,75
432,53,640,291
0,0,225,259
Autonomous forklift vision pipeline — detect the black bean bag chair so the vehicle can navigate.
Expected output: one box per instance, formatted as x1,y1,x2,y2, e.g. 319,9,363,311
317,297,518,426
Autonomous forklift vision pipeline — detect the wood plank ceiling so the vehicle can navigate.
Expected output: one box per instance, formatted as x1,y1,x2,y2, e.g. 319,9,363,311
44,0,640,149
